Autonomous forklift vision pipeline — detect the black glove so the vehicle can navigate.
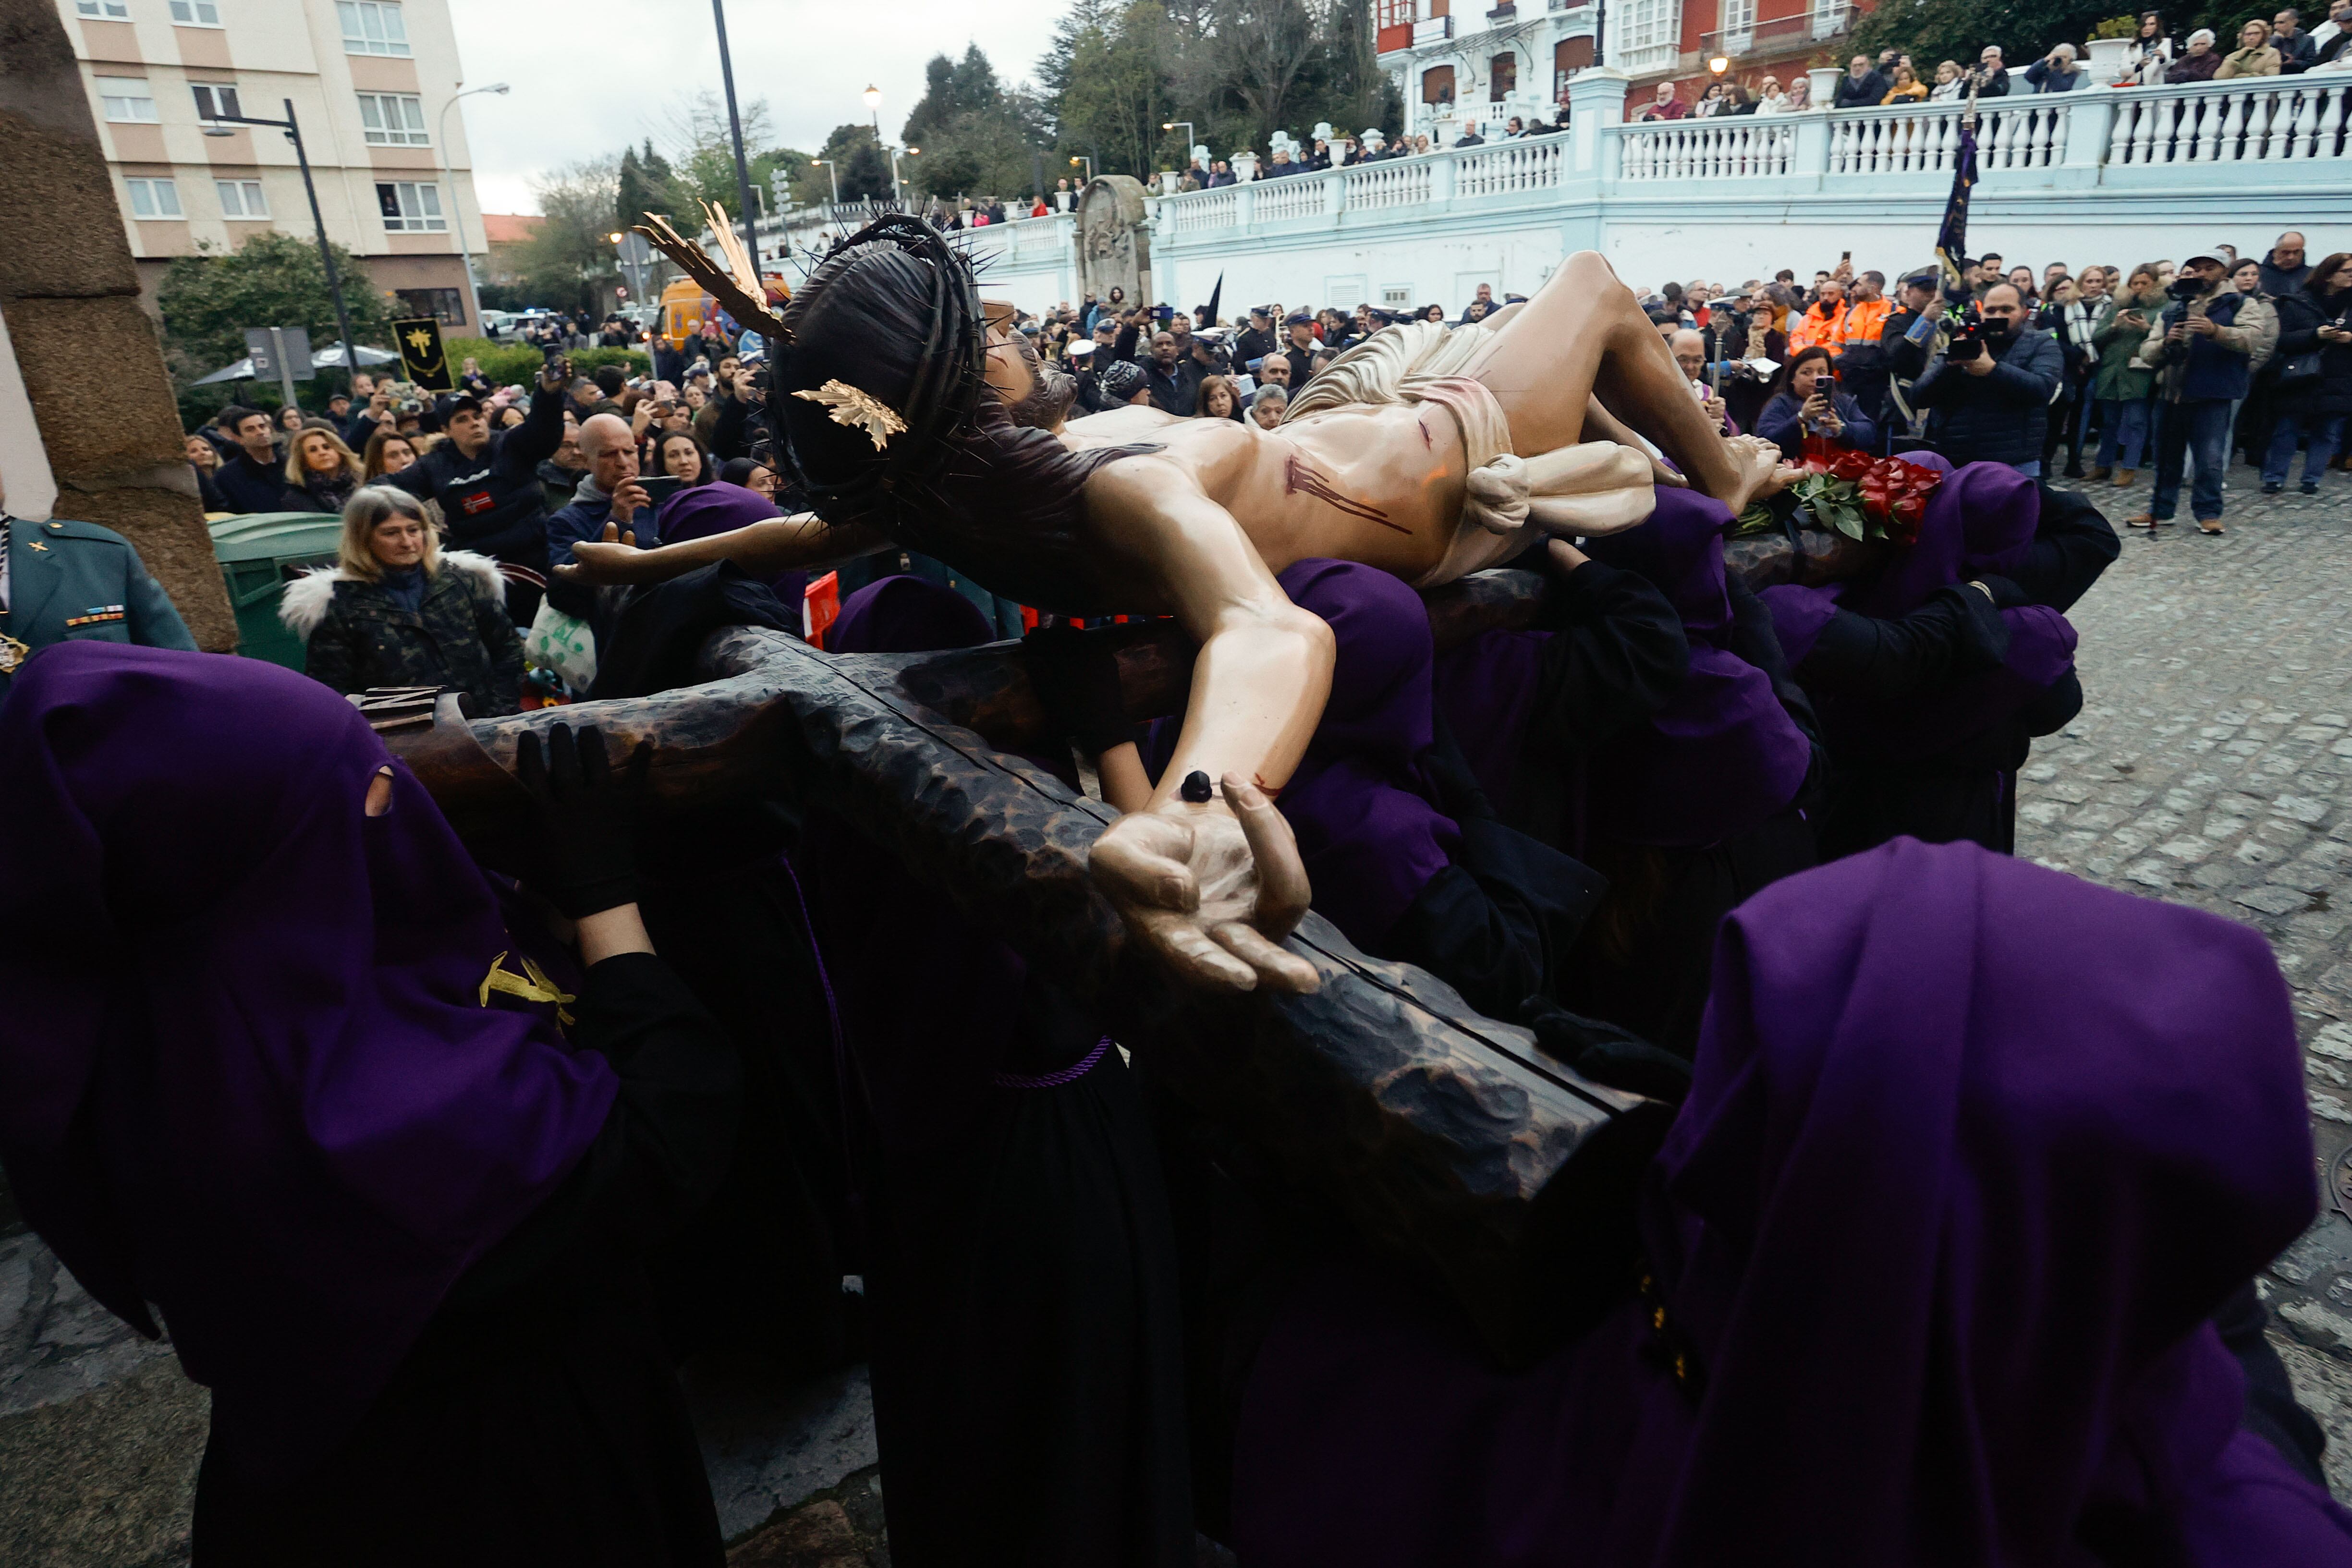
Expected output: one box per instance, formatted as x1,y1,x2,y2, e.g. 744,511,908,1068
1969,573,2033,610
514,723,650,918
1522,997,1694,1104
1023,622,1133,756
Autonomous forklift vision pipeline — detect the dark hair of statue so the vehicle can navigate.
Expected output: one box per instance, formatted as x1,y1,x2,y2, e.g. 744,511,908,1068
769,217,1161,615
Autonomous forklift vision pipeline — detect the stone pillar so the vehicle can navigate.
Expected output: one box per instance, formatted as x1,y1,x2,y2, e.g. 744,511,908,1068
1567,67,1631,185
2061,84,2113,173
0,0,235,651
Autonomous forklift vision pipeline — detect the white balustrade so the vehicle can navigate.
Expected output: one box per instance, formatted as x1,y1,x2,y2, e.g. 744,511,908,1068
1617,118,1792,181
1453,137,1566,195
2105,75,2352,165
1142,76,2349,245
1252,173,1328,223
1342,157,1435,212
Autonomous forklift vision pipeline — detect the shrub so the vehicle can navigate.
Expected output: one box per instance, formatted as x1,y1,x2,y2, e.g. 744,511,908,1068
2090,12,2140,37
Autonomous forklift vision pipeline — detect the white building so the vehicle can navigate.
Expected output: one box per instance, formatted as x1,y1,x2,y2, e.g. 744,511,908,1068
58,0,488,328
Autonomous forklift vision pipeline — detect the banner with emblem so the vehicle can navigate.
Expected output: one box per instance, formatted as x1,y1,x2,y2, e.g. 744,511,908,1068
392,316,454,391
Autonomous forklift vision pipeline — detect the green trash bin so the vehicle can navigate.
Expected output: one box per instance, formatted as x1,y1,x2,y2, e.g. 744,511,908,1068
208,511,347,670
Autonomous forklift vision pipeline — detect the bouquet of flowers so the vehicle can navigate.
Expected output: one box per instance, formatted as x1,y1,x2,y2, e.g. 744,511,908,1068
1731,437,1945,546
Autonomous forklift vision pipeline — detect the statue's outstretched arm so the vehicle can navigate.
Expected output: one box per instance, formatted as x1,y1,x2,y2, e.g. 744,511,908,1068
1082,454,1328,994
558,514,891,586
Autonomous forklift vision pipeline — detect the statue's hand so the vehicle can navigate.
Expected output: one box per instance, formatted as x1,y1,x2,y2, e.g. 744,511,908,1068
556,523,658,586
1090,775,1319,994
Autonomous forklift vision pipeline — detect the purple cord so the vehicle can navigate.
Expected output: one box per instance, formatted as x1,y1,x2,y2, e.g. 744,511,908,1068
992,1034,1110,1090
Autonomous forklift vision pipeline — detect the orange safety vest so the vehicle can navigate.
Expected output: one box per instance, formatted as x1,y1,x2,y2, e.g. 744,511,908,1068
1788,301,1849,356
1838,296,1893,355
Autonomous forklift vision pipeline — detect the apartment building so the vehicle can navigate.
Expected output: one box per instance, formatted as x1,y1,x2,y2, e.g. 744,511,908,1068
1375,0,1860,138
59,0,486,329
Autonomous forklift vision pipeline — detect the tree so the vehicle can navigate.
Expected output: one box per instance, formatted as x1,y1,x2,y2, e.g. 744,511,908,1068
898,45,1053,203
514,156,622,313
616,140,692,231
155,229,391,388
816,124,895,204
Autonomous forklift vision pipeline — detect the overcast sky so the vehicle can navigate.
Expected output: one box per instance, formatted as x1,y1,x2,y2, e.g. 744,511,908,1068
448,0,1067,215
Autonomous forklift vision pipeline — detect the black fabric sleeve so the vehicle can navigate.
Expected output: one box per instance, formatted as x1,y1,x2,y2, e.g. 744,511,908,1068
1792,584,2011,698
1383,863,1547,1026
710,393,752,462
1524,560,1690,754
2017,669,2084,738
493,380,567,478
445,951,741,1303
2012,485,2121,612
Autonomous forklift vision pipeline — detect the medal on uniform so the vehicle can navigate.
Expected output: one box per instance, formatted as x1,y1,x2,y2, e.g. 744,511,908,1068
0,514,23,673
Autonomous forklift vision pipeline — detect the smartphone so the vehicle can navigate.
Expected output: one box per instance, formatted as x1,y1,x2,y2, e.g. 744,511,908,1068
1841,251,1852,262
636,475,686,505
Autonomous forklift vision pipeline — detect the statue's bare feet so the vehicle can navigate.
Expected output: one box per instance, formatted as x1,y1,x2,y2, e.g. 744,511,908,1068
1719,434,1802,517
1089,776,1319,994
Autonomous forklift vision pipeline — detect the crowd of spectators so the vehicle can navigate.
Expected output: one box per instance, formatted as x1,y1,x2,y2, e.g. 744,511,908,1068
187,222,2345,711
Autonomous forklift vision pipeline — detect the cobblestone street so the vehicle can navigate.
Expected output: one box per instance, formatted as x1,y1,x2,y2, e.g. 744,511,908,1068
2014,468,2352,1494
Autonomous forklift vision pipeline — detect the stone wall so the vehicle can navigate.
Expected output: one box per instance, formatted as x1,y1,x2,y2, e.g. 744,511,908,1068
0,0,235,653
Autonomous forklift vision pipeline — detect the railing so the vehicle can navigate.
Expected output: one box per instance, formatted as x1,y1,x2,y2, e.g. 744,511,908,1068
1168,187,1240,235
1254,172,1330,223
1620,117,1796,179
1143,74,2352,245
1825,97,2071,175
1455,136,1566,194
2108,75,2352,164
1343,155,1436,211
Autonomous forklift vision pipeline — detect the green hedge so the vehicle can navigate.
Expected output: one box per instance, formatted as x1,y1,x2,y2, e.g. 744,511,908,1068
442,338,652,389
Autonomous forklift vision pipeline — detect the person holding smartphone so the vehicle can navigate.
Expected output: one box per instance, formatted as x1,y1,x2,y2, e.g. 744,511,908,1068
542,412,665,615
1756,345,1881,461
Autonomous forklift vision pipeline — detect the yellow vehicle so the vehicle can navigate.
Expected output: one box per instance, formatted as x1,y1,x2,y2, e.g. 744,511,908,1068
655,277,718,351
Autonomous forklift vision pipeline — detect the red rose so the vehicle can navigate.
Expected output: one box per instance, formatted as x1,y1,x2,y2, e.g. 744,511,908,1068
1828,449,1874,482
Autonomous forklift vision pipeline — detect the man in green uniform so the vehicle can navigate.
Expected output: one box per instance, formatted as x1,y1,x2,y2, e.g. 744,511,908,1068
0,464,198,711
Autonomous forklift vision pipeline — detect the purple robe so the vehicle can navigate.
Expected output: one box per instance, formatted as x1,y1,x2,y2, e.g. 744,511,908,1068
1272,560,1462,951
1762,462,2078,760
1234,838,2352,1565
0,644,616,1483
1579,488,1812,848
657,480,807,609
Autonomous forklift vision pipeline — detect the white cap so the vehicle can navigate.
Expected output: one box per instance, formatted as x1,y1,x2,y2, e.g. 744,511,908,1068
1066,340,1095,357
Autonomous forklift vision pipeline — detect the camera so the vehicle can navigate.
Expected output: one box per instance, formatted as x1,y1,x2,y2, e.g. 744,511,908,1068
2167,277,2207,302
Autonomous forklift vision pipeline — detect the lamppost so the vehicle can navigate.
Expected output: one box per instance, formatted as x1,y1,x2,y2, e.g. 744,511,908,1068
710,0,765,263
812,158,840,209
436,81,508,332
863,85,902,206
891,146,918,208
1069,154,1095,185
1594,0,1608,68
200,98,359,390
1161,120,1195,174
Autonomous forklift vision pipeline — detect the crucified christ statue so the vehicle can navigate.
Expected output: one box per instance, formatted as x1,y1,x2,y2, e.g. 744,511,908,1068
565,214,1793,996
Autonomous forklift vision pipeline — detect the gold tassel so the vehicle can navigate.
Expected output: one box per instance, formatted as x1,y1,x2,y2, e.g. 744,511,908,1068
479,950,577,1029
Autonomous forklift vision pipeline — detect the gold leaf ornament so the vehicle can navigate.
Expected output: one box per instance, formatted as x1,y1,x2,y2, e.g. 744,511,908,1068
793,380,907,450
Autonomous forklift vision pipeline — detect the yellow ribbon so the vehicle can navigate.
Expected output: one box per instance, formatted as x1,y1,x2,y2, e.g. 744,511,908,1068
479,950,576,1029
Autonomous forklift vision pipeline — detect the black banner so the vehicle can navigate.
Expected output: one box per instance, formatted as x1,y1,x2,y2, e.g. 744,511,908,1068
392,316,453,391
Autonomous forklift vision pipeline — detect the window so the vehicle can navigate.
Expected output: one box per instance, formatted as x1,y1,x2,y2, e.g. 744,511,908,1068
1490,52,1518,100
126,178,183,219
1422,65,1456,104
357,92,429,146
190,82,243,122
170,0,224,24
1614,0,1683,67
96,76,158,122
76,1,131,17
338,0,412,57
396,287,466,327
217,179,268,219
376,180,445,231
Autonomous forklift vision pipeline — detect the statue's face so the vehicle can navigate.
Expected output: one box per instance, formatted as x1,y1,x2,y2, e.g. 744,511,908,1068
985,321,1076,431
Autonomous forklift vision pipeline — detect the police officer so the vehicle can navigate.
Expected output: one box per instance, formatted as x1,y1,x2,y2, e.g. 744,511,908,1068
0,462,197,711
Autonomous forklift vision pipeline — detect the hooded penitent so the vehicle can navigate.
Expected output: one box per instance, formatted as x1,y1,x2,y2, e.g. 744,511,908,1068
0,644,617,1484
1233,839,2350,1564
1580,488,1813,848
1762,462,2078,761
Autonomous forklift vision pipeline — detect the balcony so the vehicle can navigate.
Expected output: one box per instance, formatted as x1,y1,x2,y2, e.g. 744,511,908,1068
1703,5,1850,60
1414,14,1454,44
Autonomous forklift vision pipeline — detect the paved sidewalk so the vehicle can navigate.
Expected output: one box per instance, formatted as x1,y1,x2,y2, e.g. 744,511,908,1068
2014,467,2352,1495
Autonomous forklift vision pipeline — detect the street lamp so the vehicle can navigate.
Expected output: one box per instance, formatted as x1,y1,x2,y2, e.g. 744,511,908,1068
862,85,902,206
1161,120,1195,171
199,98,359,390
891,146,918,206
812,158,840,208
710,0,766,265
437,81,508,333
1708,54,1731,75
1070,154,1095,184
